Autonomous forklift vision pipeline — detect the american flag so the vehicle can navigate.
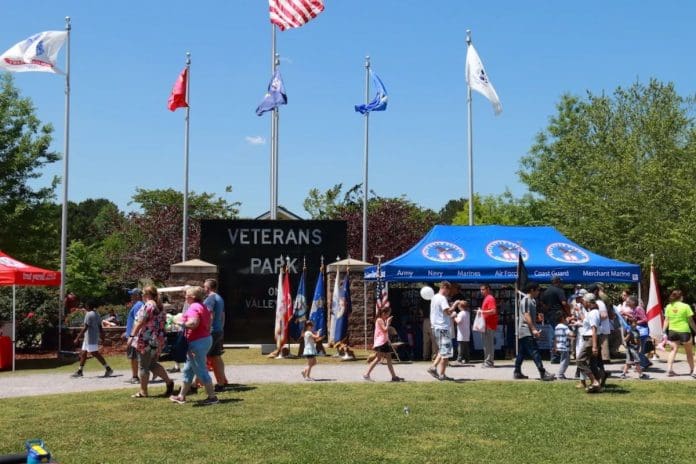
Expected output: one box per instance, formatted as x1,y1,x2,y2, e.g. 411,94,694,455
269,0,325,31
375,277,390,316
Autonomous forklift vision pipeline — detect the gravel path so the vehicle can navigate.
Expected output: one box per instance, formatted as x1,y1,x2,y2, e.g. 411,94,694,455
1,355,688,399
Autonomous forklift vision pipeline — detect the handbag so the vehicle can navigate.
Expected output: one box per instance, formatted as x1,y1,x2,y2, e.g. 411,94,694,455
472,310,486,333
172,331,188,363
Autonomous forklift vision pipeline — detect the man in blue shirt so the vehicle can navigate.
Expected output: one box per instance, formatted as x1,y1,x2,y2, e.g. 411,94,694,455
204,279,228,391
123,288,143,384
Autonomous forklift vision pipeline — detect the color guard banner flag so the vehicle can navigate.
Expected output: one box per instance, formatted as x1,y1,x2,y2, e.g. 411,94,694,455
0,31,67,74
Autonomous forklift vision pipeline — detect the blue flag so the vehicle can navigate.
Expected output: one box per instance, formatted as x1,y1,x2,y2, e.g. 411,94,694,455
309,270,326,338
332,273,352,342
355,70,388,114
289,270,307,340
256,70,287,116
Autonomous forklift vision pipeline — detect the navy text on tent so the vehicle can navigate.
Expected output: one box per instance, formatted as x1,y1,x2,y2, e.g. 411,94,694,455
364,225,640,284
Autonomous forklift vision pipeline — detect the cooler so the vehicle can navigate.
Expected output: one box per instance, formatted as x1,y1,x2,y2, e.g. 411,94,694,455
0,336,12,371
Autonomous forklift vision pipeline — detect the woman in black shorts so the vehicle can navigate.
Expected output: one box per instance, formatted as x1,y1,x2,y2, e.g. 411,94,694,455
363,307,404,382
662,289,696,377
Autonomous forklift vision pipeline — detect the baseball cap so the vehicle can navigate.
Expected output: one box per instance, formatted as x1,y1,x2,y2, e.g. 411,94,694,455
128,288,142,296
578,289,588,296
583,293,596,303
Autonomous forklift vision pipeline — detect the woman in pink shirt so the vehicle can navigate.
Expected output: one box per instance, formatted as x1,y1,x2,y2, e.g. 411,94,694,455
169,286,218,405
363,307,404,382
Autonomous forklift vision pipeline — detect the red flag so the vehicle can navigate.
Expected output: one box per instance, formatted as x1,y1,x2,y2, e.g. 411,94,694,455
282,269,293,343
269,0,324,31
646,265,663,339
167,67,188,111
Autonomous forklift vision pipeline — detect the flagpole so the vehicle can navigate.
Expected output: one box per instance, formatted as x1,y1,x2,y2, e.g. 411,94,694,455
58,16,71,356
273,53,280,219
270,26,278,220
466,30,474,226
182,52,191,261
361,57,371,351
362,56,370,261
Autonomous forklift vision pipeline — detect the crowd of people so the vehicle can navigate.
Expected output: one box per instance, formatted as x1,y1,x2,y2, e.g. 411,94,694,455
66,276,696,401
70,279,229,406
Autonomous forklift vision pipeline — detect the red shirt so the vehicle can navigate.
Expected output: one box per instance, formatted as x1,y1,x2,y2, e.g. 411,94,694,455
481,294,498,330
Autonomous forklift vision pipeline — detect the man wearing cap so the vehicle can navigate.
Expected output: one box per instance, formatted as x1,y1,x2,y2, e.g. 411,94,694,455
577,292,603,392
513,282,555,381
122,288,144,384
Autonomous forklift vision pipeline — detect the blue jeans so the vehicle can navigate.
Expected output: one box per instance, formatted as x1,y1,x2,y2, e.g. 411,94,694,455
514,336,546,375
557,350,569,376
639,336,651,368
182,335,212,385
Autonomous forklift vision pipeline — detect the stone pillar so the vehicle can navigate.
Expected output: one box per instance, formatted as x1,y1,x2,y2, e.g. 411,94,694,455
167,259,218,309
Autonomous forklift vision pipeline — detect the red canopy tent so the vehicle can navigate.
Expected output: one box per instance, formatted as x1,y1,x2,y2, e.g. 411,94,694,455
0,251,61,371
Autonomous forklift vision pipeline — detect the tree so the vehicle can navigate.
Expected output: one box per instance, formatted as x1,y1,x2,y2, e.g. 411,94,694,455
0,74,60,267
451,192,542,226
519,79,696,290
104,189,240,284
66,199,124,246
303,184,438,261
130,187,240,219
66,240,108,300
303,183,343,219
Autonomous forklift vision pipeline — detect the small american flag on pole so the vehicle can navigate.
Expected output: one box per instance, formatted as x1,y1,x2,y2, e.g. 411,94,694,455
375,256,389,316
269,0,325,31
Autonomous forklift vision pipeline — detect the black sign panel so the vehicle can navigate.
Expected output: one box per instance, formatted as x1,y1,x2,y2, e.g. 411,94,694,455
200,220,347,343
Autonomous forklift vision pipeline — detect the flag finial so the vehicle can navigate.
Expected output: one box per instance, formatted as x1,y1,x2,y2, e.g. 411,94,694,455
466,29,471,45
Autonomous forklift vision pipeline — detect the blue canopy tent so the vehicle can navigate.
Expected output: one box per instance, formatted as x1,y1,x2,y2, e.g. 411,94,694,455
364,225,640,283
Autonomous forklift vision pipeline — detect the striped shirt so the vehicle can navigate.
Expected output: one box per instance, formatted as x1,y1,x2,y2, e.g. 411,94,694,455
554,323,570,352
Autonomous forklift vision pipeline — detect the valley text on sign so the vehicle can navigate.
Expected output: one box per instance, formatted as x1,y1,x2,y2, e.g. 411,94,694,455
200,220,347,343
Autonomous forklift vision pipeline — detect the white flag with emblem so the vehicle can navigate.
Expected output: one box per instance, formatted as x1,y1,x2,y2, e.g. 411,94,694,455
0,31,67,74
466,42,502,115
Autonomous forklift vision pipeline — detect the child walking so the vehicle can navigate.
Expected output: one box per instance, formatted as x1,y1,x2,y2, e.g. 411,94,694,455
553,316,572,379
363,307,404,382
301,321,323,381
621,318,650,380
71,301,113,378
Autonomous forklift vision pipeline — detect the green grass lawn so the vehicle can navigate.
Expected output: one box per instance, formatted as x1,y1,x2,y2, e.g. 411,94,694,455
2,381,696,463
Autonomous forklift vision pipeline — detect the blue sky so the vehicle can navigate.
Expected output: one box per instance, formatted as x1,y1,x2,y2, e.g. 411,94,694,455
3,1,695,218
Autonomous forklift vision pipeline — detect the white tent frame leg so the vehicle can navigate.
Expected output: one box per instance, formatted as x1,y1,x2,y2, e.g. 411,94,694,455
12,284,16,372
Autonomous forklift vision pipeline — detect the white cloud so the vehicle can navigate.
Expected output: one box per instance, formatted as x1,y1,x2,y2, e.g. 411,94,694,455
245,135,266,145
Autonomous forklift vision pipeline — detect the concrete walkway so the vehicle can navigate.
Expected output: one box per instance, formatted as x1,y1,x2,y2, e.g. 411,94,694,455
2,354,693,399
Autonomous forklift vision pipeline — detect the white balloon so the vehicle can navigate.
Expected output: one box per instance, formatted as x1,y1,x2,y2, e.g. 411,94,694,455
420,286,435,301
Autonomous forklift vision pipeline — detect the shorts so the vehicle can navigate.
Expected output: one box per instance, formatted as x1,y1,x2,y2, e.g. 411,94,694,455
374,343,392,353
667,330,692,344
432,327,453,358
82,341,99,353
207,331,224,357
126,345,138,360
625,345,640,364
137,349,159,373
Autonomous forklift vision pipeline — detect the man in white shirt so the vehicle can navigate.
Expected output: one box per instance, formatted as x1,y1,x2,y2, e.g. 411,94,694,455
577,293,602,392
427,281,458,381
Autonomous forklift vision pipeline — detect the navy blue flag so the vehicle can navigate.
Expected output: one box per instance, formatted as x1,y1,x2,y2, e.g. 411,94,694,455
355,70,388,114
309,270,326,338
256,70,287,116
332,273,352,342
289,270,307,340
